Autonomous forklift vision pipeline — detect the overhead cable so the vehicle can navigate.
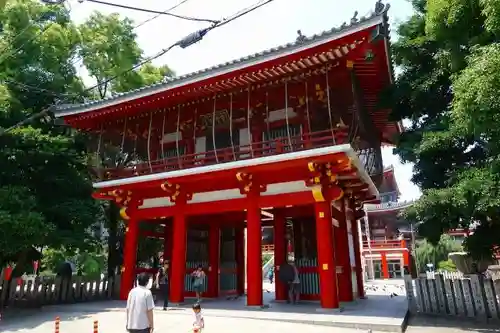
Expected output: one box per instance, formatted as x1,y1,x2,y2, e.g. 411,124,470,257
81,0,219,24
0,0,279,135
134,0,190,29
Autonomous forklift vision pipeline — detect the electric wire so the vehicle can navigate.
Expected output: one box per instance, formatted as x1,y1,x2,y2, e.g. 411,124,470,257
3,0,189,90
0,0,279,134
4,0,273,100
133,0,190,29
83,0,219,24
69,0,191,77
213,0,273,28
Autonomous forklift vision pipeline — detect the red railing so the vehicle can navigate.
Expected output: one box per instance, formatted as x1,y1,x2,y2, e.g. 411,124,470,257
262,244,275,252
362,239,407,249
101,128,349,180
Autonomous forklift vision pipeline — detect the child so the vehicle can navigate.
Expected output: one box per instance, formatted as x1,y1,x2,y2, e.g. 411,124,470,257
192,303,204,333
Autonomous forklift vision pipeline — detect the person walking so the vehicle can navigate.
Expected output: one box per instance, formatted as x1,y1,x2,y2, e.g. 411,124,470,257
155,259,169,310
192,303,205,333
191,265,206,303
127,273,155,333
268,266,274,284
288,262,300,304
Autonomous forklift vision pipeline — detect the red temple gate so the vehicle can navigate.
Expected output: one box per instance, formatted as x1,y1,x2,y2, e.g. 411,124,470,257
54,3,398,309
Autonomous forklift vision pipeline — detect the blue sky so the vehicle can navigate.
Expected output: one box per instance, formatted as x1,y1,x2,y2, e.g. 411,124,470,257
68,0,420,201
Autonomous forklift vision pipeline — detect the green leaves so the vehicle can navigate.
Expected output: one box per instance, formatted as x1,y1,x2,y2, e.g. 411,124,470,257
414,235,463,273
78,12,174,98
391,0,500,260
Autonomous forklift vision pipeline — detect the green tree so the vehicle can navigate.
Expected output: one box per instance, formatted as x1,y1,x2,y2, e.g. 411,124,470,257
78,12,174,98
414,235,462,273
77,11,174,276
388,0,500,260
0,0,99,272
437,259,456,272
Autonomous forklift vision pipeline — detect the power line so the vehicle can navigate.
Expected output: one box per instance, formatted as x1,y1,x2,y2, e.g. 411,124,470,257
0,0,279,135
2,0,191,103
2,79,78,98
134,0,190,29
214,0,273,29
68,0,190,71
81,0,219,24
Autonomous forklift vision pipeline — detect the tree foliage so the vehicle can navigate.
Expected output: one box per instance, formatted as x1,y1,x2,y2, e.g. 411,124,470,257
390,0,500,259
77,8,174,276
0,0,173,271
0,1,97,269
414,235,462,273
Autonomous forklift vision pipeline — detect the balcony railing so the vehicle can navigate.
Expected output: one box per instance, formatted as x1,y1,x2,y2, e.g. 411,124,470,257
362,240,407,250
364,200,415,212
262,244,275,253
99,128,350,181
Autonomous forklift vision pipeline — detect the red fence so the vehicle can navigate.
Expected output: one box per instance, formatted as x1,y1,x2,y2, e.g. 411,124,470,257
362,239,407,249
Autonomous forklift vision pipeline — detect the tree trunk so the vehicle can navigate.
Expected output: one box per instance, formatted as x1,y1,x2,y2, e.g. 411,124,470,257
11,249,29,278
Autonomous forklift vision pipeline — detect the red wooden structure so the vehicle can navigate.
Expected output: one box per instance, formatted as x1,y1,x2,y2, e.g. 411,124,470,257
55,4,398,309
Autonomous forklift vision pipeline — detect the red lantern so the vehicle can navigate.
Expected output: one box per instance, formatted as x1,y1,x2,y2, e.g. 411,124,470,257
3,266,12,281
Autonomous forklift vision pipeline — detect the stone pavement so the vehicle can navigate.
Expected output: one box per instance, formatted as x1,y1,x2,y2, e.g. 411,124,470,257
2,279,498,333
0,309,390,333
0,281,408,333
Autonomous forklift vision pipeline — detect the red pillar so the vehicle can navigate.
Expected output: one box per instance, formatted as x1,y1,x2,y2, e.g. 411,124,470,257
401,240,410,275
273,209,287,301
335,199,353,302
246,191,263,306
120,218,139,300
169,207,187,303
208,224,220,298
314,200,339,309
350,212,365,298
163,221,173,282
163,221,172,261
235,226,245,295
381,252,389,279
252,129,263,157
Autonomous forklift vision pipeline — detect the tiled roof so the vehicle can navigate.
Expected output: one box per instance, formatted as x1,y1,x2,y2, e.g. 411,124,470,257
55,2,390,116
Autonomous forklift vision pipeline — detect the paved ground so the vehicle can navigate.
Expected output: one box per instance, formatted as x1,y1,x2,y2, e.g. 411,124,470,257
3,307,499,333
1,280,496,333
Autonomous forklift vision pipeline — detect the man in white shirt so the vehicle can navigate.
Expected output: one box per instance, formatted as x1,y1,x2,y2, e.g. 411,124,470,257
127,273,155,333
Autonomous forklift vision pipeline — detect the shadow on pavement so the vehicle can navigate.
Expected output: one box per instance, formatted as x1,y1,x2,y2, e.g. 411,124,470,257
0,305,115,332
